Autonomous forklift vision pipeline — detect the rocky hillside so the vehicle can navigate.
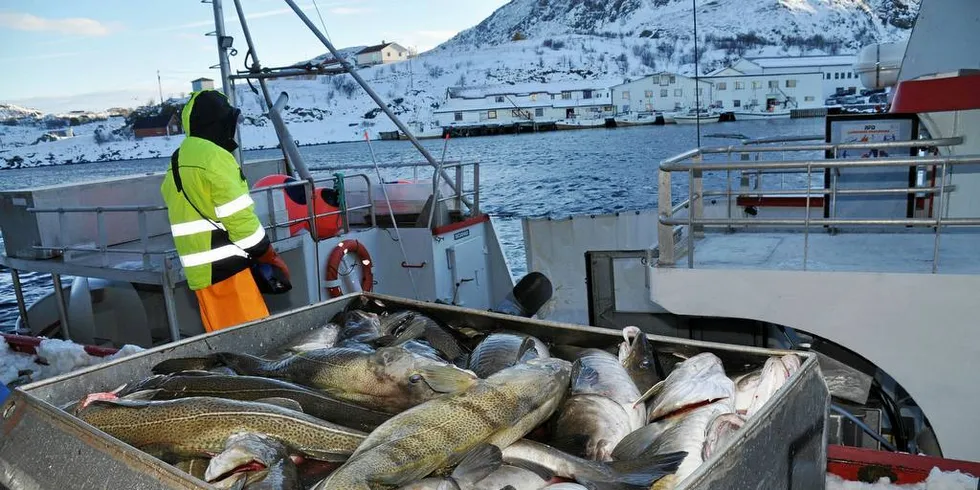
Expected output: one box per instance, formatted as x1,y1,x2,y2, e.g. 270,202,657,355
441,0,919,73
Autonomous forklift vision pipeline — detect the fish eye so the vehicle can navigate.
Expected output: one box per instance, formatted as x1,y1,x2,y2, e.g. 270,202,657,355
641,360,651,367
409,374,423,383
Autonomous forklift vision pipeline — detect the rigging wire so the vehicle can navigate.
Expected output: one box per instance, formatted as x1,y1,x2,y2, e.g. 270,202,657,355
311,0,332,44
363,131,421,301
692,0,702,148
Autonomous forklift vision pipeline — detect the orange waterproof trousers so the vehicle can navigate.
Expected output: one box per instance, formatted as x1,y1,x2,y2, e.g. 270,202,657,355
195,268,270,333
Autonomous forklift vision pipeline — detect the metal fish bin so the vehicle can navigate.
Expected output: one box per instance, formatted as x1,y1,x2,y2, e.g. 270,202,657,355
0,293,829,489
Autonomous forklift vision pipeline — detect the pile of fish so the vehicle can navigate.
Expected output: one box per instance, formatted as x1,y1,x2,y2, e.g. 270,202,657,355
64,304,801,490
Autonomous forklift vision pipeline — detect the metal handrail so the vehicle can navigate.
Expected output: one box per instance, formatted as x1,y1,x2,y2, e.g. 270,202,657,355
656,134,978,272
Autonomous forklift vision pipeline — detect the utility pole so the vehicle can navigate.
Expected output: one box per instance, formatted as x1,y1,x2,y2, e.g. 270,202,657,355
158,70,170,136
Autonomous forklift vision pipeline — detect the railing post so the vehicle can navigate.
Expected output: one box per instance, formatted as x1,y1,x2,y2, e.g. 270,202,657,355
161,267,181,343
96,208,107,267
51,273,71,341
455,164,463,212
803,163,813,271
138,209,150,270
932,159,948,274
11,269,30,333
692,154,704,239
657,167,675,266
473,162,480,216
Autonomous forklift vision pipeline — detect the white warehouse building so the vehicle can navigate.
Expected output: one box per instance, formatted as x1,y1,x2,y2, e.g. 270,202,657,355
612,72,714,113
703,72,824,112
433,81,618,127
717,55,862,100
612,70,823,114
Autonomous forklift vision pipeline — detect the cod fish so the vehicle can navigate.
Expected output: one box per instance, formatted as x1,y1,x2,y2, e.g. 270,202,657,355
618,326,663,394
395,444,503,490
206,432,302,490
469,333,548,378
152,345,479,414
470,464,551,490
501,439,686,489
383,311,469,366
119,372,391,431
337,310,384,345
701,413,746,460
312,358,573,490
643,401,734,490
265,324,342,358
551,349,645,461
75,394,366,461
737,354,800,418
636,352,735,422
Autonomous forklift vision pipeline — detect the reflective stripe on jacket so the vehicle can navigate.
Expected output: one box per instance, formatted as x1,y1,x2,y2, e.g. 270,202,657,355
160,91,270,290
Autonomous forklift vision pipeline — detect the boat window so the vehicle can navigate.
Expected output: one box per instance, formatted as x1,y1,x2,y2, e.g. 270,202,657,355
735,81,744,90
495,96,505,103
835,72,840,79
660,89,668,97
733,99,741,107
669,75,676,83
804,96,815,102
562,91,572,100
826,73,832,80
717,82,726,90
785,79,797,88
622,91,630,100
454,112,463,121
488,110,497,119
752,81,762,89
674,89,683,97
768,80,778,88
644,90,653,98
847,72,853,79
535,108,544,117
652,75,660,84
582,90,592,99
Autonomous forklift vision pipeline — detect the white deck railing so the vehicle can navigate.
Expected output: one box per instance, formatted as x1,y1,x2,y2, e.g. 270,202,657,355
657,136,980,273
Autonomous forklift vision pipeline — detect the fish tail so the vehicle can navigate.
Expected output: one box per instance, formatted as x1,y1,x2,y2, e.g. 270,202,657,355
577,450,687,489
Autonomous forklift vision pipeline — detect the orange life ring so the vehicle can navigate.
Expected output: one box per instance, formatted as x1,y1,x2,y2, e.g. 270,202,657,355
324,240,374,298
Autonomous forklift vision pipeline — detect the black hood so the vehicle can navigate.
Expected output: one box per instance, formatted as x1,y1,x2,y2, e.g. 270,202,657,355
183,90,240,153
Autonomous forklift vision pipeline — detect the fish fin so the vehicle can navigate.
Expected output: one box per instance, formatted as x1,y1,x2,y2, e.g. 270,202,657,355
605,450,687,486
373,334,397,347
517,337,540,362
505,459,556,482
611,429,652,461
449,443,503,486
632,379,664,408
419,365,480,393
151,356,223,374
391,320,428,345
120,389,163,401
572,360,601,387
452,353,471,369
254,397,304,413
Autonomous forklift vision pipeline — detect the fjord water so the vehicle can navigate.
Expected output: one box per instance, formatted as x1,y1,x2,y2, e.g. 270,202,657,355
0,118,823,330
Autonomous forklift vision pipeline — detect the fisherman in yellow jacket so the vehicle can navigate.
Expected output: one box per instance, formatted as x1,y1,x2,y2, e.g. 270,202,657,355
161,89,289,332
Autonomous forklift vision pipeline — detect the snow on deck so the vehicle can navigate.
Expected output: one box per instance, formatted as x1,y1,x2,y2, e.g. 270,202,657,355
1,338,144,386
826,468,978,489
690,231,980,274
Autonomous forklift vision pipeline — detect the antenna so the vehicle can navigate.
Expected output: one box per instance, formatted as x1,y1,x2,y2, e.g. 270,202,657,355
692,0,701,148
158,70,170,137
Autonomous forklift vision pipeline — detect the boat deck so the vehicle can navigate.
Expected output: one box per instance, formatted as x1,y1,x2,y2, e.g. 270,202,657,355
689,230,980,274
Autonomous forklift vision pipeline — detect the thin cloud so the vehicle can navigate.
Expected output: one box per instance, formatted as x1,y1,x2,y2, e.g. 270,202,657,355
0,51,81,63
329,7,374,15
417,30,459,39
0,12,114,37
151,2,323,32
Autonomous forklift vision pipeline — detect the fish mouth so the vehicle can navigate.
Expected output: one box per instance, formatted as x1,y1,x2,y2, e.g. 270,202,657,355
208,460,269,484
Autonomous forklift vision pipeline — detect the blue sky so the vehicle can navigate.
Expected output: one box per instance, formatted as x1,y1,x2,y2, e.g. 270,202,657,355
0,0,508,113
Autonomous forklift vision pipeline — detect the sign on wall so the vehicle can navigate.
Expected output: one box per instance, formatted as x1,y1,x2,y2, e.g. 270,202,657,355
824,113,919,222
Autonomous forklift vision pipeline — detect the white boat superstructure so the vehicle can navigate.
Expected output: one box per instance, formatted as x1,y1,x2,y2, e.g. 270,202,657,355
522,0,980,462
672,108,721,124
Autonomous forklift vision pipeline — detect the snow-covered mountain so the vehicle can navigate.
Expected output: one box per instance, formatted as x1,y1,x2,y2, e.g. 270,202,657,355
0,104,43,122
2,0,919,169
442,0,919,72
